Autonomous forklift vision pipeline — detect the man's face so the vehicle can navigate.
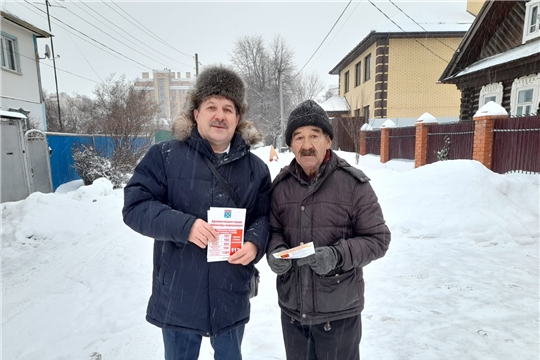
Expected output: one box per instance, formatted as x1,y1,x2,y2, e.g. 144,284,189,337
193,96,239,152
290,126,331,177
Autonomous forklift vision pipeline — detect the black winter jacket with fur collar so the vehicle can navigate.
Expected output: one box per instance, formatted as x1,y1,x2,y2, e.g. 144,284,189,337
123,125,271,336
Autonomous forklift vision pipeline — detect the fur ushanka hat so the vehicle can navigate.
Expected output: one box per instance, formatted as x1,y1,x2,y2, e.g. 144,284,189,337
285,99,334,146
185,65,248,123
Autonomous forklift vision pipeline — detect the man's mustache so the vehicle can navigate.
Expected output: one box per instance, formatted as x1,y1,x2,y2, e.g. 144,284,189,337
299,149,317,156
210,120,229,129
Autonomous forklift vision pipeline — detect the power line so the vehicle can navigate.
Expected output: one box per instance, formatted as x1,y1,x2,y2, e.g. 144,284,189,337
20,1,149,74
389,0,457,52
74,1,193,70
23,0,155,69
295,0,353,77
61,21,103,83
41,60,100,84
311,0,363,73
14,49,100,84
367,0,449,64
57,3,181,70
107,0,195,64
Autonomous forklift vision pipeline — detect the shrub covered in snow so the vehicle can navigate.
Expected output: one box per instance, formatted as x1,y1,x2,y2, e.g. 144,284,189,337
71,144,127,188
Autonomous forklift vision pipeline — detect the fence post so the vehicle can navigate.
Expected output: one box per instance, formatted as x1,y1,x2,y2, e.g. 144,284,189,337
380,127,389,163
359,130,367,156
472,113,508,170
415,123,428,168
414,113,438,168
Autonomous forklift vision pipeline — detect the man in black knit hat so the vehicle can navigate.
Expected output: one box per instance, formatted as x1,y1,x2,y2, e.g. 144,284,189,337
123,65,271,360
266,99,391,360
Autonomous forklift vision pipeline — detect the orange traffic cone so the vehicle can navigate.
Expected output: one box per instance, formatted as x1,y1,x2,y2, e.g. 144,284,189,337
269,145,279,162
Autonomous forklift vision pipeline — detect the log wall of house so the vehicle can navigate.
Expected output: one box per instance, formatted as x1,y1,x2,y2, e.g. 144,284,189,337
480,2,525,59
460,80,521,121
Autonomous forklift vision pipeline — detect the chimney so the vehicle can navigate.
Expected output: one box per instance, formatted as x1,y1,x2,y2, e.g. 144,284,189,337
186,72,191,79
142,72,149,79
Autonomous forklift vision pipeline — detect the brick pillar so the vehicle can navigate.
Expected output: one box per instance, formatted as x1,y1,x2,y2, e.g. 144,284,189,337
359,131,367,156
380,128,389,163
472,114,506,169
415,123,428,168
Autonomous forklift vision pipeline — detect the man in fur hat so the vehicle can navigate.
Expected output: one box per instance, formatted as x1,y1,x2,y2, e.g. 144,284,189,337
266,99,391,360
123,65,271,360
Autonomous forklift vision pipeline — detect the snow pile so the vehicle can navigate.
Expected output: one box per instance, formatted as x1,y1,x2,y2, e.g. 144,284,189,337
2,148,538,360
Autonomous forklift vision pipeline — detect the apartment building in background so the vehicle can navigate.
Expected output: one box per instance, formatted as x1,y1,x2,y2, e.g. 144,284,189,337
134,69,195,123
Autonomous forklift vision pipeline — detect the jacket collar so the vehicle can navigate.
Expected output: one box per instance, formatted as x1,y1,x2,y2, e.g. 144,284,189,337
272,151,371,188
188,128,247,163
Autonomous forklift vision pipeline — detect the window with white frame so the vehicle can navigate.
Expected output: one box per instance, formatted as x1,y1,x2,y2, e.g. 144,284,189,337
523,0,540,43
510,74,540,116
1,35,20,72
479,82,503,106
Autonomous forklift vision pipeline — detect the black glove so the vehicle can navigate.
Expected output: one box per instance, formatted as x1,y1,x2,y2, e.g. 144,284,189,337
267,247,292,275
297,246,339,275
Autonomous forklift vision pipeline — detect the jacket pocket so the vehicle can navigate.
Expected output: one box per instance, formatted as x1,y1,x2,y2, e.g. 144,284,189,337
277,268,299,311
157,241,177,286
314,268,363,313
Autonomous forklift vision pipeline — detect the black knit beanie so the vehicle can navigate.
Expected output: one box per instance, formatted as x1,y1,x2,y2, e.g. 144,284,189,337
188,65,247,120
285,99,334,146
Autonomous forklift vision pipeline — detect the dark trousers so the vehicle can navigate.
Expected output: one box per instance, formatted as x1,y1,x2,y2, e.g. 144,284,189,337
281,311,362,360
162,326,245,360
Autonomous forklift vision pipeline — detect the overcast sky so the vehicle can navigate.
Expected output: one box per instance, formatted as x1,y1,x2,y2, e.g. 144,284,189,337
3,0,472,97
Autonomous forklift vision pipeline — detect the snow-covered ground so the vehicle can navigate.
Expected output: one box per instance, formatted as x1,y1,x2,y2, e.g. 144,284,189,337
2,147,539,360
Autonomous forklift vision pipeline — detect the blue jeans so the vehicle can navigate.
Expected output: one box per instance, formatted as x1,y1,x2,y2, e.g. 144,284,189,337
162,326,245,360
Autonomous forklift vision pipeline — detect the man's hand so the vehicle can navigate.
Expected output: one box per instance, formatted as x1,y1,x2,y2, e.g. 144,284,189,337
228,242,258,266
297,246,339,275
188,219,218,249
267,247,292,275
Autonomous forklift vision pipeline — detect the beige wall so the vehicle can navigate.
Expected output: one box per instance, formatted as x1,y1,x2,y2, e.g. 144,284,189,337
466,0,486,16
386,37,462,119
340,43,377,116
338,36,462,120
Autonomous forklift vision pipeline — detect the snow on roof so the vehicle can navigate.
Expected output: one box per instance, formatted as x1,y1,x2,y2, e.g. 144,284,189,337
374,20,471,33
0,10,51,38
319,96,350,112
372,2,473,33
447,39,540,79
1,109,27,119
330,3,473,75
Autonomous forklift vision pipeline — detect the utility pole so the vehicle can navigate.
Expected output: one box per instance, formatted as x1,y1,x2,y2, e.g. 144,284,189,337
279,71,285,152
45,0,62,131
195,53,199,76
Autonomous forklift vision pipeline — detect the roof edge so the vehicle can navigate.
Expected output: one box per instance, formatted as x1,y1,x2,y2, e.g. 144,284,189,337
1,10,52,38
330,30,467,76
439,1,497,81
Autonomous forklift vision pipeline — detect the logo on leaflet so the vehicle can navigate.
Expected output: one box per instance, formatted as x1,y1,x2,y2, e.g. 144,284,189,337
224,210,232,219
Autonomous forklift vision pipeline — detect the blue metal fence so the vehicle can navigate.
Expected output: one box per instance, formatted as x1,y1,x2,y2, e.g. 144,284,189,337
45,133,151,190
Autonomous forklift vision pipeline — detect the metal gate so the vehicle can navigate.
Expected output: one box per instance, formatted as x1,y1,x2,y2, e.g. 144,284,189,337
25,130,53,194
1,117,32,202
1,113,53,203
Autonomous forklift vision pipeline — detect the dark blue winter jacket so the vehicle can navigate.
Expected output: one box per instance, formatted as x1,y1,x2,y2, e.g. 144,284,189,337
122,120,271,337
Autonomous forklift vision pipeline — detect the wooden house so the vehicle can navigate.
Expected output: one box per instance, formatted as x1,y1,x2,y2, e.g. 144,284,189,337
439,0,540,119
